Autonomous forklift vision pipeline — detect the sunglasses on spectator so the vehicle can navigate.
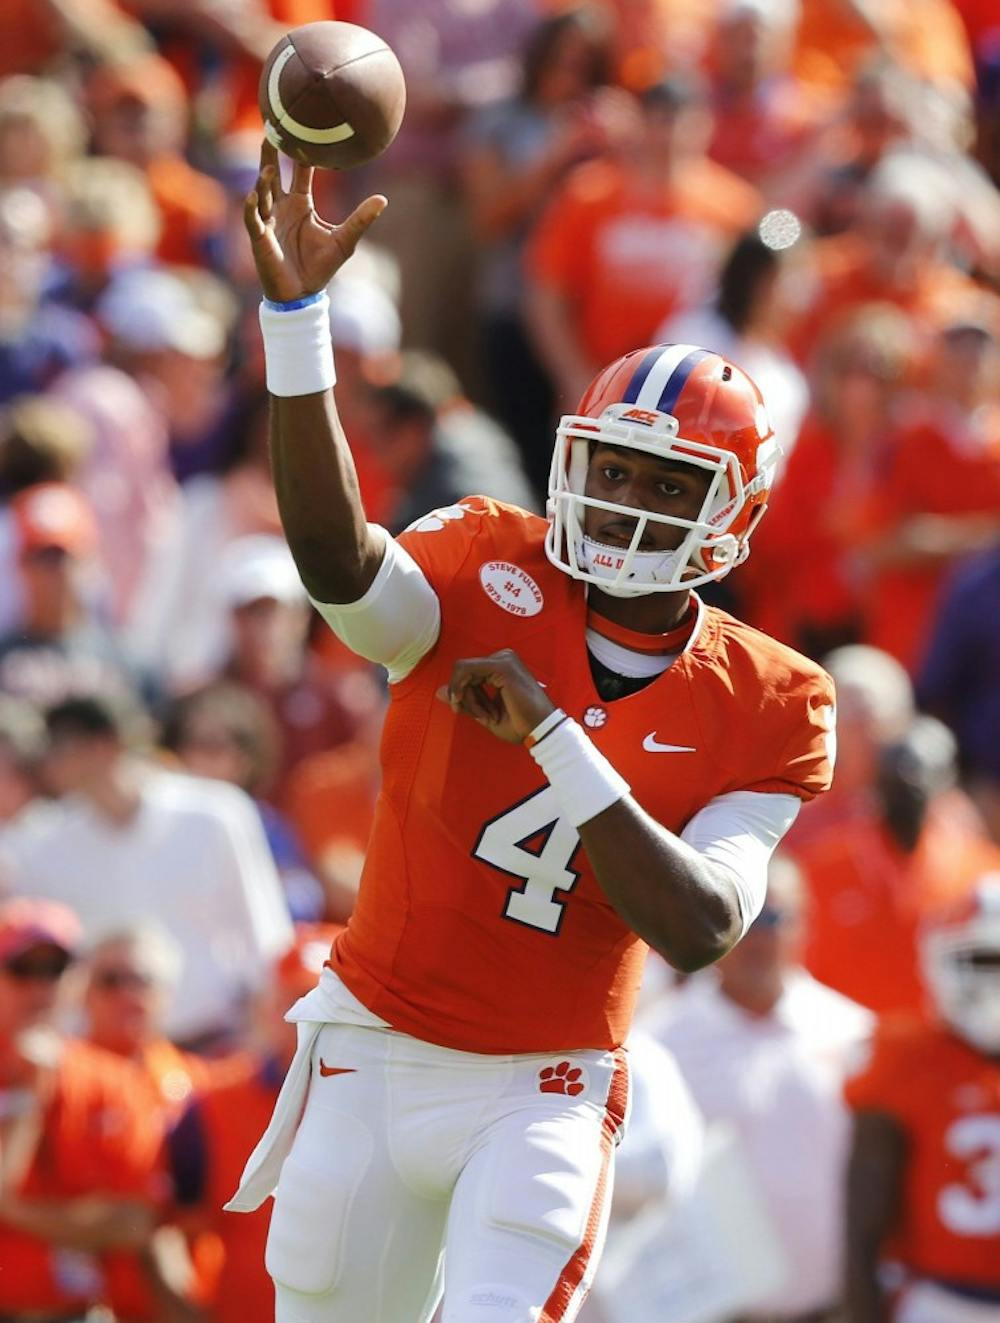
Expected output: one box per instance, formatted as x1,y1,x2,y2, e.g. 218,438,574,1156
3,950,73,982
90,967,155,992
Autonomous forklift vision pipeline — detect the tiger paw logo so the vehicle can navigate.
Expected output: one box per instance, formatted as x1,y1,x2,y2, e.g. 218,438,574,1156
539,1060,587,1097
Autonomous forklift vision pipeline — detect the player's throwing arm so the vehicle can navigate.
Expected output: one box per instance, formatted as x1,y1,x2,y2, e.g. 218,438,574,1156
243,139,388,604
442,649,744,971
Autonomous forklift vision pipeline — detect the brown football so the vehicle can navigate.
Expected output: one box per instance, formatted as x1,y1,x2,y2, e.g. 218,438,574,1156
258,21,406,170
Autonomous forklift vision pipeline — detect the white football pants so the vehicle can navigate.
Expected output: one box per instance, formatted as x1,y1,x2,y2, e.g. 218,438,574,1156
264,1021,629,1323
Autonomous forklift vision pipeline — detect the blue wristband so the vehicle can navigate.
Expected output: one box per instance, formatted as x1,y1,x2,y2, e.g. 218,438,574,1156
263,290,326,312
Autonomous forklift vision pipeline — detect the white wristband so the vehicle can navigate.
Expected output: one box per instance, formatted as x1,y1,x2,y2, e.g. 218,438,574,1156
259,292,336,397
527,715,630,829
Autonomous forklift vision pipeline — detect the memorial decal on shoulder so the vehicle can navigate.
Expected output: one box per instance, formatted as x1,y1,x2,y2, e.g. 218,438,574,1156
479,562,544,618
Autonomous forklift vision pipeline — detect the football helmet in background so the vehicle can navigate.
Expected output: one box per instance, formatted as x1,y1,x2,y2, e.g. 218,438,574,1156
545,343,780,596
921,876,1000,1054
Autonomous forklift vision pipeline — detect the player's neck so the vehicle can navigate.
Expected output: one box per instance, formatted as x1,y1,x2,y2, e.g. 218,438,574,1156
587,585,692,636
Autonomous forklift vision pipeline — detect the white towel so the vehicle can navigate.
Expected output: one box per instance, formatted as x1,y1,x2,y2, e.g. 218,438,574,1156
224,968,390,1213
224,1018,323,1212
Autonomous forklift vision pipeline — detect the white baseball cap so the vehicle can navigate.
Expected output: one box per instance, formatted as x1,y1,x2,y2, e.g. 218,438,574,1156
217,536,306,608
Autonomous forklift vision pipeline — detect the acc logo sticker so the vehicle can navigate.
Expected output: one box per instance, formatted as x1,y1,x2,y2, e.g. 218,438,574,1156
479,562,543,617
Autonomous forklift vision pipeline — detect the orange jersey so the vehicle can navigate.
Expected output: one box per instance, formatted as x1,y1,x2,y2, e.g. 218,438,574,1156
845,1019,1000,1287
0,1041,163,1317
527,159,760,368
330,498,834,1054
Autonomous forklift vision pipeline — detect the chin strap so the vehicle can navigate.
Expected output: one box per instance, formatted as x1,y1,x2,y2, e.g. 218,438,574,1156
579,536,687,597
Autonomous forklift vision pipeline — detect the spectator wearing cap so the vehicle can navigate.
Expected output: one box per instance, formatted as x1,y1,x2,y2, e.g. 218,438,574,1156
168,923,341,1323
96,265,239,485
217,535,383,807
525,73,760,408
161,681,327,922
856,316,1000,671
0,481,150,710
88,53,227,269
48,157,161,314
0,693,293,1049
0,896,166,1322
646,857,873,1323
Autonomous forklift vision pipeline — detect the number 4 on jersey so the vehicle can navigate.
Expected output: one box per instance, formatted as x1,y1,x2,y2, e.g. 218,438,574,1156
473,787,582,934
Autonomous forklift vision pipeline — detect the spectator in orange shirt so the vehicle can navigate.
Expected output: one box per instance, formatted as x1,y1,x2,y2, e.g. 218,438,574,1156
797,716,1000,1019
743,303,914,658
0,896,164,1320
81,923,220,1322
703,0,832,192
525,72,760,408
87,54,227,269
791,150,985,368
169,924,340,1323
82,923,210,1116
859,316,1000,671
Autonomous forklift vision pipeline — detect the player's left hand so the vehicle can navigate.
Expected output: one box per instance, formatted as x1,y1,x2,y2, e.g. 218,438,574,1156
438,650,555,744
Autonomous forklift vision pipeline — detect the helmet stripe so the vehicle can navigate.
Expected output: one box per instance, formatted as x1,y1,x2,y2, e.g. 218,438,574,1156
655,347,712,414
631,344,703,411
621,346,665,404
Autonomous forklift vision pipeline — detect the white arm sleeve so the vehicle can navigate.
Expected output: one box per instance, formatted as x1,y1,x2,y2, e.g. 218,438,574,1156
309,527,441,684
679,790,801,938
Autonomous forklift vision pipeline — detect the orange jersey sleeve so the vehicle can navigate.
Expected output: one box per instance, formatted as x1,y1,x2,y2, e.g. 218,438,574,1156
846,1019,1000,1287
332,500,834,1054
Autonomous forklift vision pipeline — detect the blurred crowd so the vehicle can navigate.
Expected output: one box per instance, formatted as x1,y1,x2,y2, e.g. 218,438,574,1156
0,0,999,1319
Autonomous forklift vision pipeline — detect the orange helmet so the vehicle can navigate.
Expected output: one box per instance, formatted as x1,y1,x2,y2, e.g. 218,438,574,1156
545,344,779,596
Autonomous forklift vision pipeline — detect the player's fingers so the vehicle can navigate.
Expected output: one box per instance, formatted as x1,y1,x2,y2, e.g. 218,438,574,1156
243,191,266,240
336,194,388,254
290,161,314,196
257,170,275,221
260,137,279,175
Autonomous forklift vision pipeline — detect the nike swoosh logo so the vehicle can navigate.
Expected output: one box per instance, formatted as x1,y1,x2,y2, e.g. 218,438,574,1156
642,735,697,753
318,1060,356,1077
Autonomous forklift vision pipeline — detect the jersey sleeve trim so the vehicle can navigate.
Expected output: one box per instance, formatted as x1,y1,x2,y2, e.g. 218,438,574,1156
679,790,801,936
309,527,442,684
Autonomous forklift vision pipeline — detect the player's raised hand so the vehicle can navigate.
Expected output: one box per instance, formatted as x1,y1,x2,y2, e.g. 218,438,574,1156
438,650,555,744
243,139,387,303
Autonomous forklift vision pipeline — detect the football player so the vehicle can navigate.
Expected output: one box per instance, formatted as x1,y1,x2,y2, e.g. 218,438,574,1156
845,876,1000,1322
228,140,835,1323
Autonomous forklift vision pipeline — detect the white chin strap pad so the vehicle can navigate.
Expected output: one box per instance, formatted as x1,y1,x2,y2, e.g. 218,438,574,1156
579,536,685,596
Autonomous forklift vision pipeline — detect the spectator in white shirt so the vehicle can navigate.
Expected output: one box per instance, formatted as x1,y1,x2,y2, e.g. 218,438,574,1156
645,855,873,1323
0,694,292,1050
